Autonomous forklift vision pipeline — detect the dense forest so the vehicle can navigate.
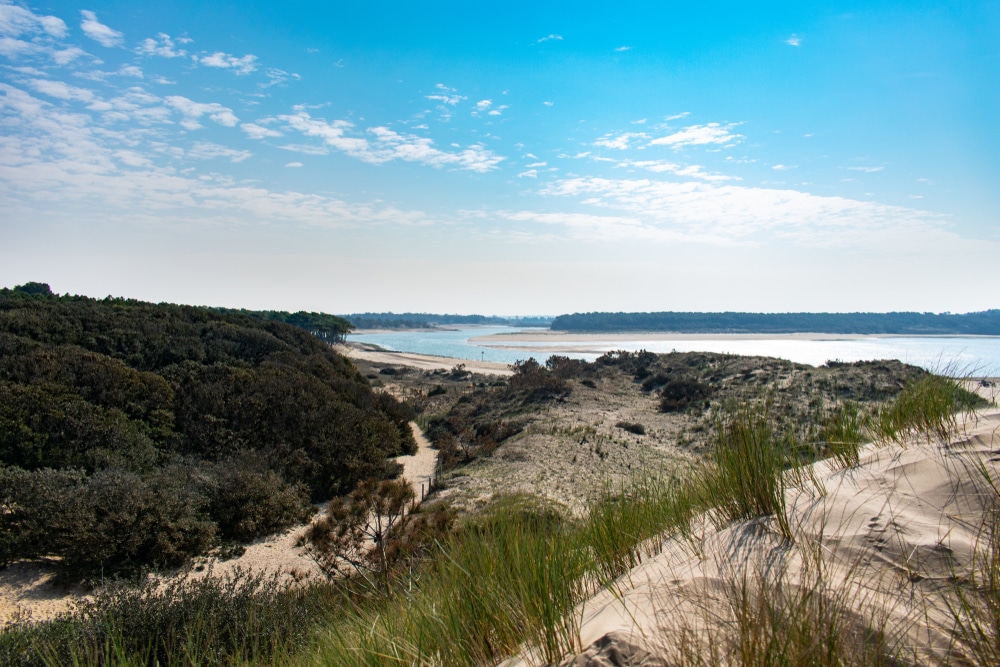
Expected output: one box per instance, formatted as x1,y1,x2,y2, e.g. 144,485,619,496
344,312,551,329
0,283,415,578
550,310,1000,335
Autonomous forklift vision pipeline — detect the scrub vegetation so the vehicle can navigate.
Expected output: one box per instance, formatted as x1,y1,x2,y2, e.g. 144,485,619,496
0,284,415,580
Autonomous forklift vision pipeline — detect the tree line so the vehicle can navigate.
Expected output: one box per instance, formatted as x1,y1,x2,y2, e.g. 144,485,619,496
550,310,1000,335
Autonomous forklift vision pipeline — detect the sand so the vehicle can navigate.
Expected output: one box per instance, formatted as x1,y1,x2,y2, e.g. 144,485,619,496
336,342,513,375
504,393,1000,666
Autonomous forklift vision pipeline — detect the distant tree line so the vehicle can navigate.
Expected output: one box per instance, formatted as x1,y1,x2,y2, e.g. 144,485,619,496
0,283,415,578
343,312,552,330
214,308,353,342
550,310,1000,335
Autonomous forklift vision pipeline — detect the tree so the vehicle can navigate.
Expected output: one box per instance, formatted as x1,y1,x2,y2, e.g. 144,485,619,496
300,478,414,594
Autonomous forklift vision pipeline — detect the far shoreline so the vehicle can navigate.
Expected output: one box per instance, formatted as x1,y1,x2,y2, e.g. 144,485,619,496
469,330,1000,343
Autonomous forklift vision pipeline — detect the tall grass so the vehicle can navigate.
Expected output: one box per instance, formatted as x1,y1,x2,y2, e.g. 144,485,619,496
583,474,700,585
870,374,985,445
702,402,794,540
0,569,336,667
309,496,588,666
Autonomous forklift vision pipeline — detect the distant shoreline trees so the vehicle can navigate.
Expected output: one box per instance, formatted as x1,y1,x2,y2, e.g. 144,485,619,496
549,310,1000,335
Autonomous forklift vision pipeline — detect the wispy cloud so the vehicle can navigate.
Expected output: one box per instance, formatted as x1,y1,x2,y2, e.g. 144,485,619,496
540,177,946,247
649,122,742,149
241,122,282,139
278,111,504,172
197,51,258,75
536,34,563,43
425,83,465,106
285,161,303,168
0,83,428,230
594,131,648,150
138,33,187,58
26,78,95,102
165,95,239,129
0,2,67,38
786,34,802,47
80,10,122,48
848,166,885,173
614,45,631,52
187,141,252,162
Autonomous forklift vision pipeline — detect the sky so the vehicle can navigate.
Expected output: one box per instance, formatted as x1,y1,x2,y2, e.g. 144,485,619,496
1,1,998,315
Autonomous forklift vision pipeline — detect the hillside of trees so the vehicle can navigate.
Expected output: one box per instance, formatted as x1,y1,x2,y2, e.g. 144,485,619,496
550,310,1000,335
0,283,415,578
344,312,551,329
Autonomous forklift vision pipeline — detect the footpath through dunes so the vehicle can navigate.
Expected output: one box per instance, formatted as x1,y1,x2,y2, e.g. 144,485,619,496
504,385,1000,667
0,421,440,624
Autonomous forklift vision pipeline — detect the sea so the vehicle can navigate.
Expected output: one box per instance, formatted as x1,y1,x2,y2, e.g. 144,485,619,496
348,327,1000,376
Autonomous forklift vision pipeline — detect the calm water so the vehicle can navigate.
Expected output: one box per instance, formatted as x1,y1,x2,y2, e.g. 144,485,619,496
348,327,1000,375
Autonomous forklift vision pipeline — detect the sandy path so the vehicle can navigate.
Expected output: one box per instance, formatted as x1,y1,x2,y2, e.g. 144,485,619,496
0,422,439,624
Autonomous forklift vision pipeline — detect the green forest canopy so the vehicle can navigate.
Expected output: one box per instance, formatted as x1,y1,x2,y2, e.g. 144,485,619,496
0,283,415,578
550,310,1000,335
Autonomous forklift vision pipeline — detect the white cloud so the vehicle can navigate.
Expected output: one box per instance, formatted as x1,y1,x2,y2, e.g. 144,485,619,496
138,33,187,58
610,159,735,182
241,122,282,139
649,122,742,149
285,161,303,167
426,83,465,106
536,34,563,43
0,3,66,38
52,46,87,65
543,101,553,107
0,83,429,231
262,67,300,88
772,164,795,171
278,111,504,172
80,10,122,48
594,131,648,150
476,99,492,110
664,112,690,121
525,162,547,168
198,51,258,75
165,95,238,128
517,169,537,178
615,46,631,52
848,166,885,173
786,34,802,47
541,177,947,247
118,65,143,78
0,36,40,58
27,78,95,102
188,141,252,162
488,105,508,116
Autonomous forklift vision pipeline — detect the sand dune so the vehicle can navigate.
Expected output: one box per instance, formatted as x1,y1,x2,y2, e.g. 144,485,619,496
505,401,1000,666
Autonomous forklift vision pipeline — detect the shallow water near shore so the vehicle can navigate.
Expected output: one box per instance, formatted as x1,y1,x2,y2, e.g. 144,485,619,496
348,327,1000,374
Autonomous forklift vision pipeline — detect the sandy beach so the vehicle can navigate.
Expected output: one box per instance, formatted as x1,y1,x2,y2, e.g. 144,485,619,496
336,342,514,375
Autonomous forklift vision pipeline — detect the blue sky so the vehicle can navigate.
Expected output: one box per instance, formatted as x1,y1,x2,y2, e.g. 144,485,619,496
1,1,998,315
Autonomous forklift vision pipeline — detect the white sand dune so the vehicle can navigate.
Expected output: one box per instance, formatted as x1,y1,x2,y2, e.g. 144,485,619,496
505,401,1000,666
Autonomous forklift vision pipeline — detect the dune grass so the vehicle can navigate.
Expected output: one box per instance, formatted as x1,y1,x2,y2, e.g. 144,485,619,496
0,568,338,667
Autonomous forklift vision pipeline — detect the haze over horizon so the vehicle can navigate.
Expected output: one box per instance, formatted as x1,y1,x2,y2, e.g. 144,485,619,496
2,1,998,316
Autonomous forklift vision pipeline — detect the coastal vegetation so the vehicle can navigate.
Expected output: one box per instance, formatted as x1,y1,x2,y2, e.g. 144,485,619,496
550,309,1000,334
1,291,996,666
0,283,415,579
